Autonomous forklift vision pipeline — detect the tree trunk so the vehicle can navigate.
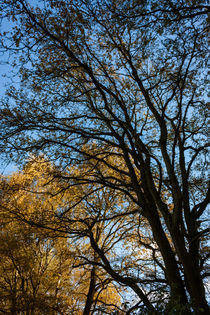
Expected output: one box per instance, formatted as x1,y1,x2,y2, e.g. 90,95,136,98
83,266,96,315
145,207,189,308
171,229,210,314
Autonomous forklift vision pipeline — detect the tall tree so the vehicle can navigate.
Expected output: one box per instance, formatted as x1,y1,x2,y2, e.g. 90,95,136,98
0,0,209,313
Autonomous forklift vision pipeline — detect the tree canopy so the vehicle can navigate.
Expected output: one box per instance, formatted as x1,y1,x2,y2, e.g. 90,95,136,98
0,0,209,314
0,160,122,314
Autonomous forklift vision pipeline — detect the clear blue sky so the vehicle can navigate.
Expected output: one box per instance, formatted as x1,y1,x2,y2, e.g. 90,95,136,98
0,19,18,175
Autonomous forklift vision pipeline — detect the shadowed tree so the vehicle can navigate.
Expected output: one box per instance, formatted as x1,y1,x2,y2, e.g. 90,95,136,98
0,0,209,313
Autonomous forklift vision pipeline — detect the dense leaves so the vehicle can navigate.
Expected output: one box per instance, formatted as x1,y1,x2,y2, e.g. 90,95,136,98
0,161,123,314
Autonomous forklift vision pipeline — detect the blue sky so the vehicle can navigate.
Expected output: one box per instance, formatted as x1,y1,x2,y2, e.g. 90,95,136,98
0,19,18,175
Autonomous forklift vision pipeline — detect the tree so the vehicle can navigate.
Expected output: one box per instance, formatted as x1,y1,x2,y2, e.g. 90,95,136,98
0,205,73,314
0,0,209,313
0,159,123,314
